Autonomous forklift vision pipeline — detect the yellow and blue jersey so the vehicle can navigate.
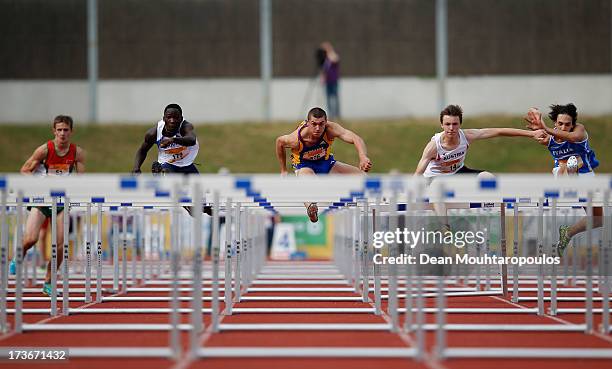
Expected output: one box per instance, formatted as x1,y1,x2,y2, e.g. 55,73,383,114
291,121,336,173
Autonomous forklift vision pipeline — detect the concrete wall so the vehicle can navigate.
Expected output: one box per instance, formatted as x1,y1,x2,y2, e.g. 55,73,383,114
1,75,611,123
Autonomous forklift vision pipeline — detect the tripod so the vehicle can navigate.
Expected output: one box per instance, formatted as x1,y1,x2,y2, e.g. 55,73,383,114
299,72,325,121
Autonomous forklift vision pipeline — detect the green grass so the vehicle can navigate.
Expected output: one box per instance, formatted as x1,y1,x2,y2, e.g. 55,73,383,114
1,115,610,173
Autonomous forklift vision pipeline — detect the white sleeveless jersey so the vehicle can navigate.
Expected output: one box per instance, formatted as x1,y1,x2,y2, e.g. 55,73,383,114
156,120,199,167
423,129,469,177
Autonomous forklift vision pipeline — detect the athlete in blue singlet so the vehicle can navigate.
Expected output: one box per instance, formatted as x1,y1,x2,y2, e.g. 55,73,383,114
547,135,599,175
275,107,372,222
526,103,603,256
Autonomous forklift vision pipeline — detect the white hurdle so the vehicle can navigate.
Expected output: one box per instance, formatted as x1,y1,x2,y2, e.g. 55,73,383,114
0,173,610,360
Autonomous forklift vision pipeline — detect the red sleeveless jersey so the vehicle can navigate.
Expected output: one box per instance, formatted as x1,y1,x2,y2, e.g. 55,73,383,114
45,140,77,176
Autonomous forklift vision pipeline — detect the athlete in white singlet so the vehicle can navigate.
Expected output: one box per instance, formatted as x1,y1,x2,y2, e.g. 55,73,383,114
133,104,212,217
416,105,539,178
415,104,540,227
422,129,471,177
133,103,200,174
154,118,199,170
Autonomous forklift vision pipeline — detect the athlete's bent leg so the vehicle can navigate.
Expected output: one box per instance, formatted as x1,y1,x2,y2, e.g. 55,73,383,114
433,171,493,230
22,209,47,257
569,206,603,239
10,208,46,276
296,167,319,222
37,224,49,266
329,161,362,174
45,211,65,284
558,206,603,256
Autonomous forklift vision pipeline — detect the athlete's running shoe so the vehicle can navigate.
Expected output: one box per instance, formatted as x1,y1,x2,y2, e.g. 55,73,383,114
42,282,62,297
307,203,319,223
557,225,571,257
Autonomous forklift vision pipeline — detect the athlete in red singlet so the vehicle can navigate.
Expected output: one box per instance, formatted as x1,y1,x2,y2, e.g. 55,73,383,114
12,115,86,296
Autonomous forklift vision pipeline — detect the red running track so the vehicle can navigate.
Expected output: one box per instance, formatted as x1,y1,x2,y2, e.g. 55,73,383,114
1,261,611,369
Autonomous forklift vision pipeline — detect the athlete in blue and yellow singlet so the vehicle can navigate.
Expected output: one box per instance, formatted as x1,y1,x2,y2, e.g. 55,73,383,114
276,107,372,222
291,121,336,174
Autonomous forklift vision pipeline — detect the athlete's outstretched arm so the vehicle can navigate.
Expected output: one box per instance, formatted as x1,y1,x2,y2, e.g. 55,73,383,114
20,144,47,174
159,122,197,148
531,129,550,146
327,122,372,172
414,140,436,175
132,127,157,173
525,110,587,143
275,134,294,175
75,147,86,173
464,128,537,142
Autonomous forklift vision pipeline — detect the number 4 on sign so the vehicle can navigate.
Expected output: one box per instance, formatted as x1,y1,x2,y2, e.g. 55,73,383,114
271,223,297,260
280,233,289,248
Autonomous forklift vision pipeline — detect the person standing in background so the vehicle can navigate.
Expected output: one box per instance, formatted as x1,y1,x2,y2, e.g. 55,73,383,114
319,42,340,119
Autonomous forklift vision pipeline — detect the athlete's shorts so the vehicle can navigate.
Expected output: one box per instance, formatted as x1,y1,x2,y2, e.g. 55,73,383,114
424,165,485,186
161,163,200,174
27,206,65,218
456,165,483,174
552,166,594,178
293,156,336,174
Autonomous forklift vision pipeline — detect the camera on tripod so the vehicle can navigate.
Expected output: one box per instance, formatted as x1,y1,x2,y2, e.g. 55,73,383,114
315,47,327,70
